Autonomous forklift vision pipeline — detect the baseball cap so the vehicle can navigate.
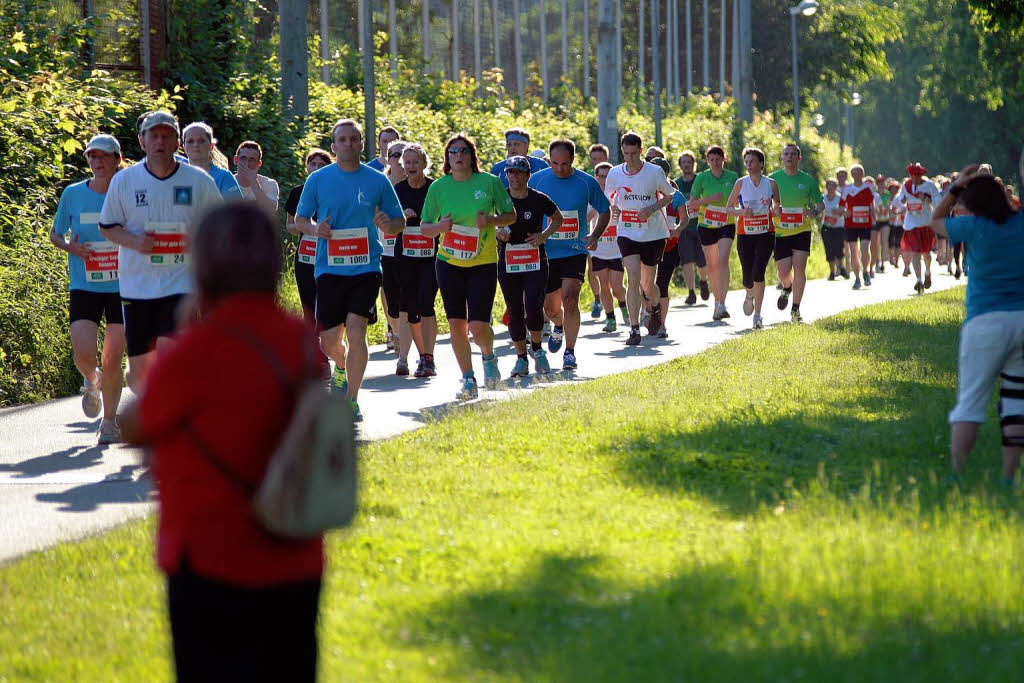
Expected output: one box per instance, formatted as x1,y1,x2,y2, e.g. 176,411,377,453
505,155,532,174
139,111,180,136
84,134,122,156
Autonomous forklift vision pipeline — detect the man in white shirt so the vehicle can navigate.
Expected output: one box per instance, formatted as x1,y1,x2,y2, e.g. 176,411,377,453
99,110,221,391
597,131,676,346
234,141,279,215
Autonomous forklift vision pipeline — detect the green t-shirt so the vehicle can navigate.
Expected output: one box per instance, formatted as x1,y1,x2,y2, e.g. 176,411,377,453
876,191,891,223
768,169,823,236
421,172,515,267
689,169,739,227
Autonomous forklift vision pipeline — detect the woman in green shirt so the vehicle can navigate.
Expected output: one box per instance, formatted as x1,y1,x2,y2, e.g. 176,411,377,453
420,134,517,400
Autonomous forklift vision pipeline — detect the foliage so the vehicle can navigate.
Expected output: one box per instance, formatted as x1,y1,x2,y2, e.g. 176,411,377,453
969,0,1024,35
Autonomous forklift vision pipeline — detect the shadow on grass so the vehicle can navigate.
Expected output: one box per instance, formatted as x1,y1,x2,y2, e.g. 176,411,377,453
403,552,1023,683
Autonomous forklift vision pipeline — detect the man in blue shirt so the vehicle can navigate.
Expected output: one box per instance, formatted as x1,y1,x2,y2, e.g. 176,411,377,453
296,119,405,420
528,139,611,370
491,128,549,187
366,126,400,171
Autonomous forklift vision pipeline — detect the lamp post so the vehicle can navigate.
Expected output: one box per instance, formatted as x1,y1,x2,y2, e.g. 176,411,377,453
789,0,818,145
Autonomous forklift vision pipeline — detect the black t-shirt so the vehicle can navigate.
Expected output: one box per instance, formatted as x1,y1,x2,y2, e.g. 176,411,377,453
284,184,303,217
394,177,433,227
675,174,698,229
505,188,558,254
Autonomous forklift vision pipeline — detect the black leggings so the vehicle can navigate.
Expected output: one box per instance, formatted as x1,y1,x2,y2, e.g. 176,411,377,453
498,259,549,343
736,233,775,289
396,256,439,324
294,260,316,315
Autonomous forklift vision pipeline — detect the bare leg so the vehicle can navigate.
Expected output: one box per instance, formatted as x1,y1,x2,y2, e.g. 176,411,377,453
99,324,126,420
422,315,437,355
791,251,809,306
448,318,473,374
716,238,732,305
343,313,368,399
950,421,980,474
468,320,494,356
560,279,583,348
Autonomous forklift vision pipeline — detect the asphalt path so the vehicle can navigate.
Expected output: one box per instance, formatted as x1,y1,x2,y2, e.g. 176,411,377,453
0,269,963,563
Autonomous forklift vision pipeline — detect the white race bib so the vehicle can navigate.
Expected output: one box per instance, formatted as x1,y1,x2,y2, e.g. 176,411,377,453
780,207,805,231
620,209,649,231
504,243,541,273
439,225,481,261
78,212,101,225
83,241,118,282
402,226,435,258
851,205,872,226
823,211,844,228
145,222,188,266
599,223,618,246
742,212,771,235
907,200,924,213
380,229,397,258
327,228,371,267
297,235,318,264
702,205,729,228
551,210,580,241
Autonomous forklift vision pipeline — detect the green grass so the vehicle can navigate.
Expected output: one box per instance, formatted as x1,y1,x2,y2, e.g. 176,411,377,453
5,287,1019,682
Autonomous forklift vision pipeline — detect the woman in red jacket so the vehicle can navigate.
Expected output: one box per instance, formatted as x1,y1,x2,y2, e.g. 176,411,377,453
123,201,327,682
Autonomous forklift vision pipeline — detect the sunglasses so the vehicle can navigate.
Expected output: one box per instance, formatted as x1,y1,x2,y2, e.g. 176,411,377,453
389,152,402,158
448,147,470,156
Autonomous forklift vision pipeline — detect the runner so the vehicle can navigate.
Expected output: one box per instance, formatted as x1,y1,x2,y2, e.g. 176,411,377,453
673,150,710,305
490,128,550,187
686,145,739,321
651,159,689,338
380,139,410,370
929,165,1024,483
233,141,279,215
294,118,406,420
528,139,610,369
498,155,562,376
135,111,188,164
603,131,676,345
419,133,517,399
367,126,400,171
645,146,666,161
588,161,630,332
50,134,126,444
181,122,241,198
835,167,848,190
586,143,611,318
821,178,847,280
768,143,823,323
864,176,885,274
98,111,221,393
872,174,892,273
285,148,333,321
588,144,610,169
886,178,907,273
394,142,440,378
894,162,940,294
725,147,780,330
840,164,875,290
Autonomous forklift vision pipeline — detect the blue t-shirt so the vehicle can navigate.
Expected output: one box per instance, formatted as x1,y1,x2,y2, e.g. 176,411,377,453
491,156,550,188
366,157,386,172
671,189,688,211
946,211,1024,321
208,165,242,198
296,164,404,278
527,168,610,260
53,180,119,293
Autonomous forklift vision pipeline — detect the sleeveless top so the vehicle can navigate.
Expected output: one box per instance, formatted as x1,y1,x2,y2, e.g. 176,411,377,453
737,175,776,236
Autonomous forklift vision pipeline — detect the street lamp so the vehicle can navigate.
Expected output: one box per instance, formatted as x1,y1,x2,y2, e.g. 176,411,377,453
789,0,819,145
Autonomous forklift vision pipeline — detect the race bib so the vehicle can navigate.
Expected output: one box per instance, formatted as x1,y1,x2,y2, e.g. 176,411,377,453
851,205,872,225
742,212,771,235
702,205,729,228
402,226,435,257
327,227,371,267
780,207,805,231
79,212,101,226
83,241,118,282
874,205,889,222
380,229,397,258
297,235,318,264
439,225,481,261
620,209,648,231
823,211,844,228
907,200,924,213
145,222,188,266
599,222,618,246
551,210,580,241
504,243,541,273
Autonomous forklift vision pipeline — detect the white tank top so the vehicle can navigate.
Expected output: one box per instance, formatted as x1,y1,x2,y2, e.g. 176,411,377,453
738,175,775,235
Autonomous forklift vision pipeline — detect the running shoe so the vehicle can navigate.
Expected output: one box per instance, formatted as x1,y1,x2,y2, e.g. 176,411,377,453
699,280,710,301
619,304,630,325
533,348,551,374
422,355,437,377
548,326,564,353
924,273,932,289
331,366,348,396
828,272,836,281
863,271,872,286
625,330,642,345
752,313,764,330
413,357,426,377
903,265,911,277
647,304,662,336
563,350,578,370
742,294,754,316
510,356,530,378
97,418,120,445
685,290,697,305
639,307,651,330
955,267,962,280
914,281,924,294
878,263,886,273
81,370,102,419
542,321,552,339
482,355,501,389
777,288,790,310
840,266,850,279
721,307,731,319
350,399,363,423
386,330,395,351
657,325,669,339
590,300,602,318
853,278,862,290
791,308,803,324
712,303,725,321
602,317,617,333
457,376,479,400
396,358,410,376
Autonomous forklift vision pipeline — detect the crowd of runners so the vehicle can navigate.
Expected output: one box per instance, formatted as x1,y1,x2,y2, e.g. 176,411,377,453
51,109,1023,439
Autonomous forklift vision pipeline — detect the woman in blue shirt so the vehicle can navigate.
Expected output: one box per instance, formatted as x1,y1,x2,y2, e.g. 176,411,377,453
182,122,242,198
931,164,1024,483
49,134,127,444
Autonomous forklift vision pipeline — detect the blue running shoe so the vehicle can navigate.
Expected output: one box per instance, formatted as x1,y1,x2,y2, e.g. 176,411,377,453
533,348,551,374
563,350,577,370
511,356,530,378
548,326,564,353
457,375,479,400
590,300,602,318
482,355,501,389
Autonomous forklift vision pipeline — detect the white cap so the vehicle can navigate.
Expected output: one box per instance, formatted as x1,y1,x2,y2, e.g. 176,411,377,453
85,134,122,156
139,110,180,136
